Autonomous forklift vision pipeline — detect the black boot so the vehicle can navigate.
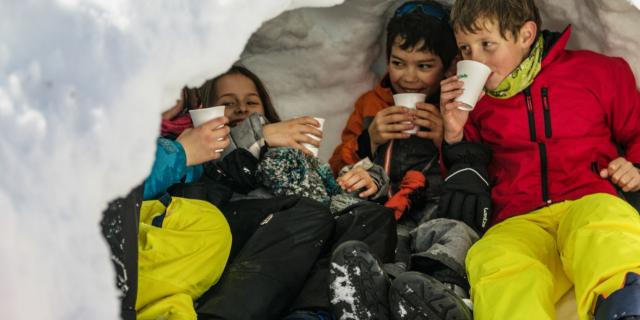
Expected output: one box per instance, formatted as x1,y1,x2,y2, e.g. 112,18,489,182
329,240,390,320
388,271,472,320
594,272,640,320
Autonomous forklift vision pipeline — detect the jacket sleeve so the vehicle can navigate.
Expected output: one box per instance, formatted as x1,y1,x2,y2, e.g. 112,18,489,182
438,118,483,173
337,157,390,200
143,138,203,200
606,58,640,164
329,96,367,174
463,116,482,143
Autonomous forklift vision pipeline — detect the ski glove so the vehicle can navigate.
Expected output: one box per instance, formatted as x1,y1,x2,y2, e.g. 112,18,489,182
438,141,492,234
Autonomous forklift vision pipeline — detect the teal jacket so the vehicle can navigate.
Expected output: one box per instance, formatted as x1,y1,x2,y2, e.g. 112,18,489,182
143,138,203,200
142,113,265,200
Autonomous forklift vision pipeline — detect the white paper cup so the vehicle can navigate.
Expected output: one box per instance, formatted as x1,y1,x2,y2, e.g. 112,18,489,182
189,105,226,127
302,117,324,157
455,60,491,111
393,93,425,134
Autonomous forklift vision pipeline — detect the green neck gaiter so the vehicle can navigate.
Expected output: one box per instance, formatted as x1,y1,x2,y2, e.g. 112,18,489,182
487,35,544,99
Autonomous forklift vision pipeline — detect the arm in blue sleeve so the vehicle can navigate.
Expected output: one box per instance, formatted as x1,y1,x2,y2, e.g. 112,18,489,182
143,138,203,200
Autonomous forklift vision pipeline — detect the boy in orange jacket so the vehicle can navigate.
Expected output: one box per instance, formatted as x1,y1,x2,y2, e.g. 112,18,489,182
327,2,477,320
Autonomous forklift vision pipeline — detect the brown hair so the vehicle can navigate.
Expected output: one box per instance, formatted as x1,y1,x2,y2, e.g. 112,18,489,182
200,65,281,123
451,0,541,40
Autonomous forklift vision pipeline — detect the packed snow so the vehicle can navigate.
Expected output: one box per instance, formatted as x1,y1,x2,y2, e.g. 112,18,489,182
1,0,639,318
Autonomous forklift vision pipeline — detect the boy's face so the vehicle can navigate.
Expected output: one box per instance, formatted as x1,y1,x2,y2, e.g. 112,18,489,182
388,37,445,97
455,18,532,90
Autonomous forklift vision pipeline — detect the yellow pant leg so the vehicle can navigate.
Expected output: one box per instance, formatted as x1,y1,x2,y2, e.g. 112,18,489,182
137,293,195,320
557,193,640,320
136,197,232,320
466,207,571,320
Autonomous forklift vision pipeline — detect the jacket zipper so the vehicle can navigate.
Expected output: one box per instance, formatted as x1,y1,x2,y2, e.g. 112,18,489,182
524,88,537,142
541,87,552,138
524,88,551,204
539,143,550,203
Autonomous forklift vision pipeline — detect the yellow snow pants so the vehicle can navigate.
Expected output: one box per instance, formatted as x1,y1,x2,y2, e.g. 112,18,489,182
466,193,640,320
135,197,232,320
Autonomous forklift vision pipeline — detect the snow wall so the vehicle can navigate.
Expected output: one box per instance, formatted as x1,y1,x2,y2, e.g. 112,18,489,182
1,0,639,318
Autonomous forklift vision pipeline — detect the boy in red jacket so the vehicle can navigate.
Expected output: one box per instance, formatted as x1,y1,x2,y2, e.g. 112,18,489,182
438,0,640,319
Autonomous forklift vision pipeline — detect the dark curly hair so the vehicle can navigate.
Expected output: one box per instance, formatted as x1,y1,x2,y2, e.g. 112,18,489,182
386,1,459,71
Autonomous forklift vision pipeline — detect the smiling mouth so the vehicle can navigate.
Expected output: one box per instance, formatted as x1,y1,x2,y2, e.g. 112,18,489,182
401,88,424,93
229,118,245,127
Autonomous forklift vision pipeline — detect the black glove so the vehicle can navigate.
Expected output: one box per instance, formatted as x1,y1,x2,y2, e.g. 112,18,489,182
438,141,492,234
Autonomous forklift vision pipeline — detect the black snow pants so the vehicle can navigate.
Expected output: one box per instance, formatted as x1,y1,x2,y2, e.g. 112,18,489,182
289,201,397,311
196,196,334,320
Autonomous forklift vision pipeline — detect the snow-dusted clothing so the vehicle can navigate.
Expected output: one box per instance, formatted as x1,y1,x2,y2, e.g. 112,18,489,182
410,218,478,296
101,184,143,320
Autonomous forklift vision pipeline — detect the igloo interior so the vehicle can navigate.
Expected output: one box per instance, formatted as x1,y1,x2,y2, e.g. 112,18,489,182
1,0,640,318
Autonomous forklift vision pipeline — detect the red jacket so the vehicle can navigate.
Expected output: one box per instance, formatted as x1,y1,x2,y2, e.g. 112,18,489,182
465,26,640,223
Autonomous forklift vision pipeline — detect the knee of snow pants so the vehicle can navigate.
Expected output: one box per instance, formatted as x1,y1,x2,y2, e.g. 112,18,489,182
290,201,397,310
136,197,232,320
196,196,335,320
466,193,640,320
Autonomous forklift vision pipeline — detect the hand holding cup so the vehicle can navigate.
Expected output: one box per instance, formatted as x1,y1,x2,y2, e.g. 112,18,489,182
368,106,414,153
263,116,323,156
439,60,490,144
413,102,444,146
454,60,491,111
177,116,230,166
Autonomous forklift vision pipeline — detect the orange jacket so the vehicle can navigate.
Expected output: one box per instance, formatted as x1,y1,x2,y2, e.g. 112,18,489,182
329,77,394,174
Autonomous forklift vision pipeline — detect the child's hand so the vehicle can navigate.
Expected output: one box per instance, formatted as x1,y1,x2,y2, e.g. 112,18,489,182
440,76,472,143
162,98,184,120
600,157,640,192
368,106,413,153
177,116,230,166
337,167,378,198
414,102,444,147
263,116,323,156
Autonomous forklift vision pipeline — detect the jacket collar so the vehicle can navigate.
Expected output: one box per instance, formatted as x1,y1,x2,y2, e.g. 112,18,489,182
542,25,572,68
375,74,396,105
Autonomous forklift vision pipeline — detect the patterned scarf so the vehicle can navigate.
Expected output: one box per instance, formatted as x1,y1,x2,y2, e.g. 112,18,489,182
487,35,544,99
257,148,363,214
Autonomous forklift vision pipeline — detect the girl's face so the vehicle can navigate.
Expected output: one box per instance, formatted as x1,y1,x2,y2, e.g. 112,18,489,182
214,73,265,127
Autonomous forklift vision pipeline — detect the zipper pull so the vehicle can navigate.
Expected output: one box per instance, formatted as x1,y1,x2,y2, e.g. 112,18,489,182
524,88,534,112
